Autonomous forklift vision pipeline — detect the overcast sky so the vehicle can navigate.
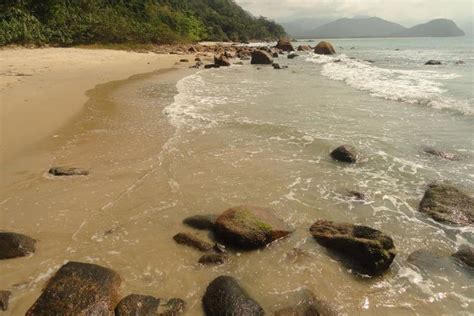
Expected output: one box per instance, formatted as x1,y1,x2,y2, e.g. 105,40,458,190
235,0,474,27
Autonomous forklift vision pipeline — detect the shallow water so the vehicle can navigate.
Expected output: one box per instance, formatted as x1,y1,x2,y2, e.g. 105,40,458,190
1,38,474,315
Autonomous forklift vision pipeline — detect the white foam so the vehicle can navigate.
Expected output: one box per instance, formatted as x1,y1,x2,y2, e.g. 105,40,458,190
306,54,473,115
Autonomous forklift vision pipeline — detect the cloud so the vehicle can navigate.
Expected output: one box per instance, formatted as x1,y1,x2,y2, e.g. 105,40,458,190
235,0,473,26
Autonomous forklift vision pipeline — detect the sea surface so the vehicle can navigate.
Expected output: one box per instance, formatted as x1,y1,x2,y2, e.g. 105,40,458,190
2,37,473,315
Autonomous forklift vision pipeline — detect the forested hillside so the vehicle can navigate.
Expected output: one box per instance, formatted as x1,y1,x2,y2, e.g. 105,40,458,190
0,0,285,46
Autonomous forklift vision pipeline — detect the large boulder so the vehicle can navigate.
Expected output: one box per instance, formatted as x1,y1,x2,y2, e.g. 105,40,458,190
214,205,292,250
310,220,396,275
26,262,121,315
452,245,474,269
251,50,274,65
202,276,264,316
115,295,161,316
330,145,359,163
419,184,473,226
276,38,294,52
274,288,337,316
0,232,36,259
214,54,231,67
314,41,336,55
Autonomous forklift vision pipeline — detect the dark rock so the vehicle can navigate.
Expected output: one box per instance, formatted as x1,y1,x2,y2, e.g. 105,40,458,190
314,41,336,55
115,294,161,316
0,291,11,311
199,254,229,266
48,167,89,176
157,298,186,316
274,288,337,316
423,147,460,161
26,262,121,315
425,60,442,65
179,59,189,63
297,45,312,52
273,52,279,58
333,59,341,63
202,276,264,316
195,57,202,62
251,50,274,65
419,184,473,226
173,232,213,252
183,215,217,231
273,63,282,70
310,220,396,275
276,38,294,52
0,232,36,259
204,64,220,69
287,52,299,59
455,60,465,65
347,191,365,201
330,145,359,163
452,245,474,268
214,205,292,250
214,55,231,67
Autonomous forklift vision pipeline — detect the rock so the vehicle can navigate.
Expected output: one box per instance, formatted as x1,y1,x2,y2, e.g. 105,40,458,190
214,205,292,250
183,215,217,230
310,220,396,275
347,191,365,201
115,294,161,316
452,245,474,268
272,52,279,58
173,232,213,252
214,55,231,67
314,41,336,55
26,262,121,315
297,45,312,52
276,38,294,52
179,59,189,63
419,184,473,226
333,59,341,63
202,276,264,316
48,167,89,176
0,232,36,259
204,64,220,69
330,145,359,163
199,254,229,266
0,291,11,311
195,57,202,62
425,60,442,65
287,52,299,59
284,248,309,264
157,298,186,316
455,60,465,65
251,50,274,65
274,288,337,316
407,249,448,270
234,61,244,65
423,147,460,161
273,63,282,70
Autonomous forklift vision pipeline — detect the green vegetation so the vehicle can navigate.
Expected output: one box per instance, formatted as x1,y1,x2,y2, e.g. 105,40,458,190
0,0,286,46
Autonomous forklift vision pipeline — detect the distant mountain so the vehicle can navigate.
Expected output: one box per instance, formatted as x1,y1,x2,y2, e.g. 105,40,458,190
392,19,465,37
310,17,406,38
280,18,333,38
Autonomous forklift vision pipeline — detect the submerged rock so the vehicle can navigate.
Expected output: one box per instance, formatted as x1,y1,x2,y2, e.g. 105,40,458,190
115,294,161,316
173,232,213,252
276,38,294,52
214,205,292,250
202,276,264,316
347,190,366,201
425,60,442,65
214,54,231,67
199,254,229,266
452,245,474,269
423,147,460,161
179,59,189,63
0,232,36,259
310,220,396,275
183,215,217,231
158,298,186,316
273,63,282,70
297,45,312,52
251,50,274,65
419,184,473,226
314,41,336,55
48,167,89,176
204,64,220,69
330,145,359,163
27,262,121,315
275,288,337,316
0,291,11,311
287,52,299,59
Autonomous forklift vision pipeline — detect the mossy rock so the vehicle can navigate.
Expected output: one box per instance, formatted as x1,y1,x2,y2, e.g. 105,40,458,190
419,184,473,226
310,220,396,276
214,206,292,250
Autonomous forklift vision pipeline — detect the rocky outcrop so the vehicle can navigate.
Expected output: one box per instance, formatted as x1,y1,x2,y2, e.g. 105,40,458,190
330,145,359,163
214,54,231,67
199,254,229,266
27,262,121,315
202,276,264,316
115,294,161,316
48,167,89,176
0,291,11,311
173,233,213,252
275,288,337,316
0,232,36,259
214,205,292,250
452,245,474,268
251,50,273,65
419,184,473,226
314,41,336,55
423,147,460,161
425,60,442,65
310,220,396,275
183,215,216,231
276,38,294,52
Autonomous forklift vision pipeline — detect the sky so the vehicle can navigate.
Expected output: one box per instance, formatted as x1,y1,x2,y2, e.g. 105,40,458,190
235,0,474,28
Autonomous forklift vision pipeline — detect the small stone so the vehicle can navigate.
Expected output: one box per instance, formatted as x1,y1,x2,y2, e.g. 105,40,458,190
173,233,213,252
157,298,186,316
179,59,189,63
199,254,229,266
48,167,89,176
330,145,359,163
115,294,160,316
